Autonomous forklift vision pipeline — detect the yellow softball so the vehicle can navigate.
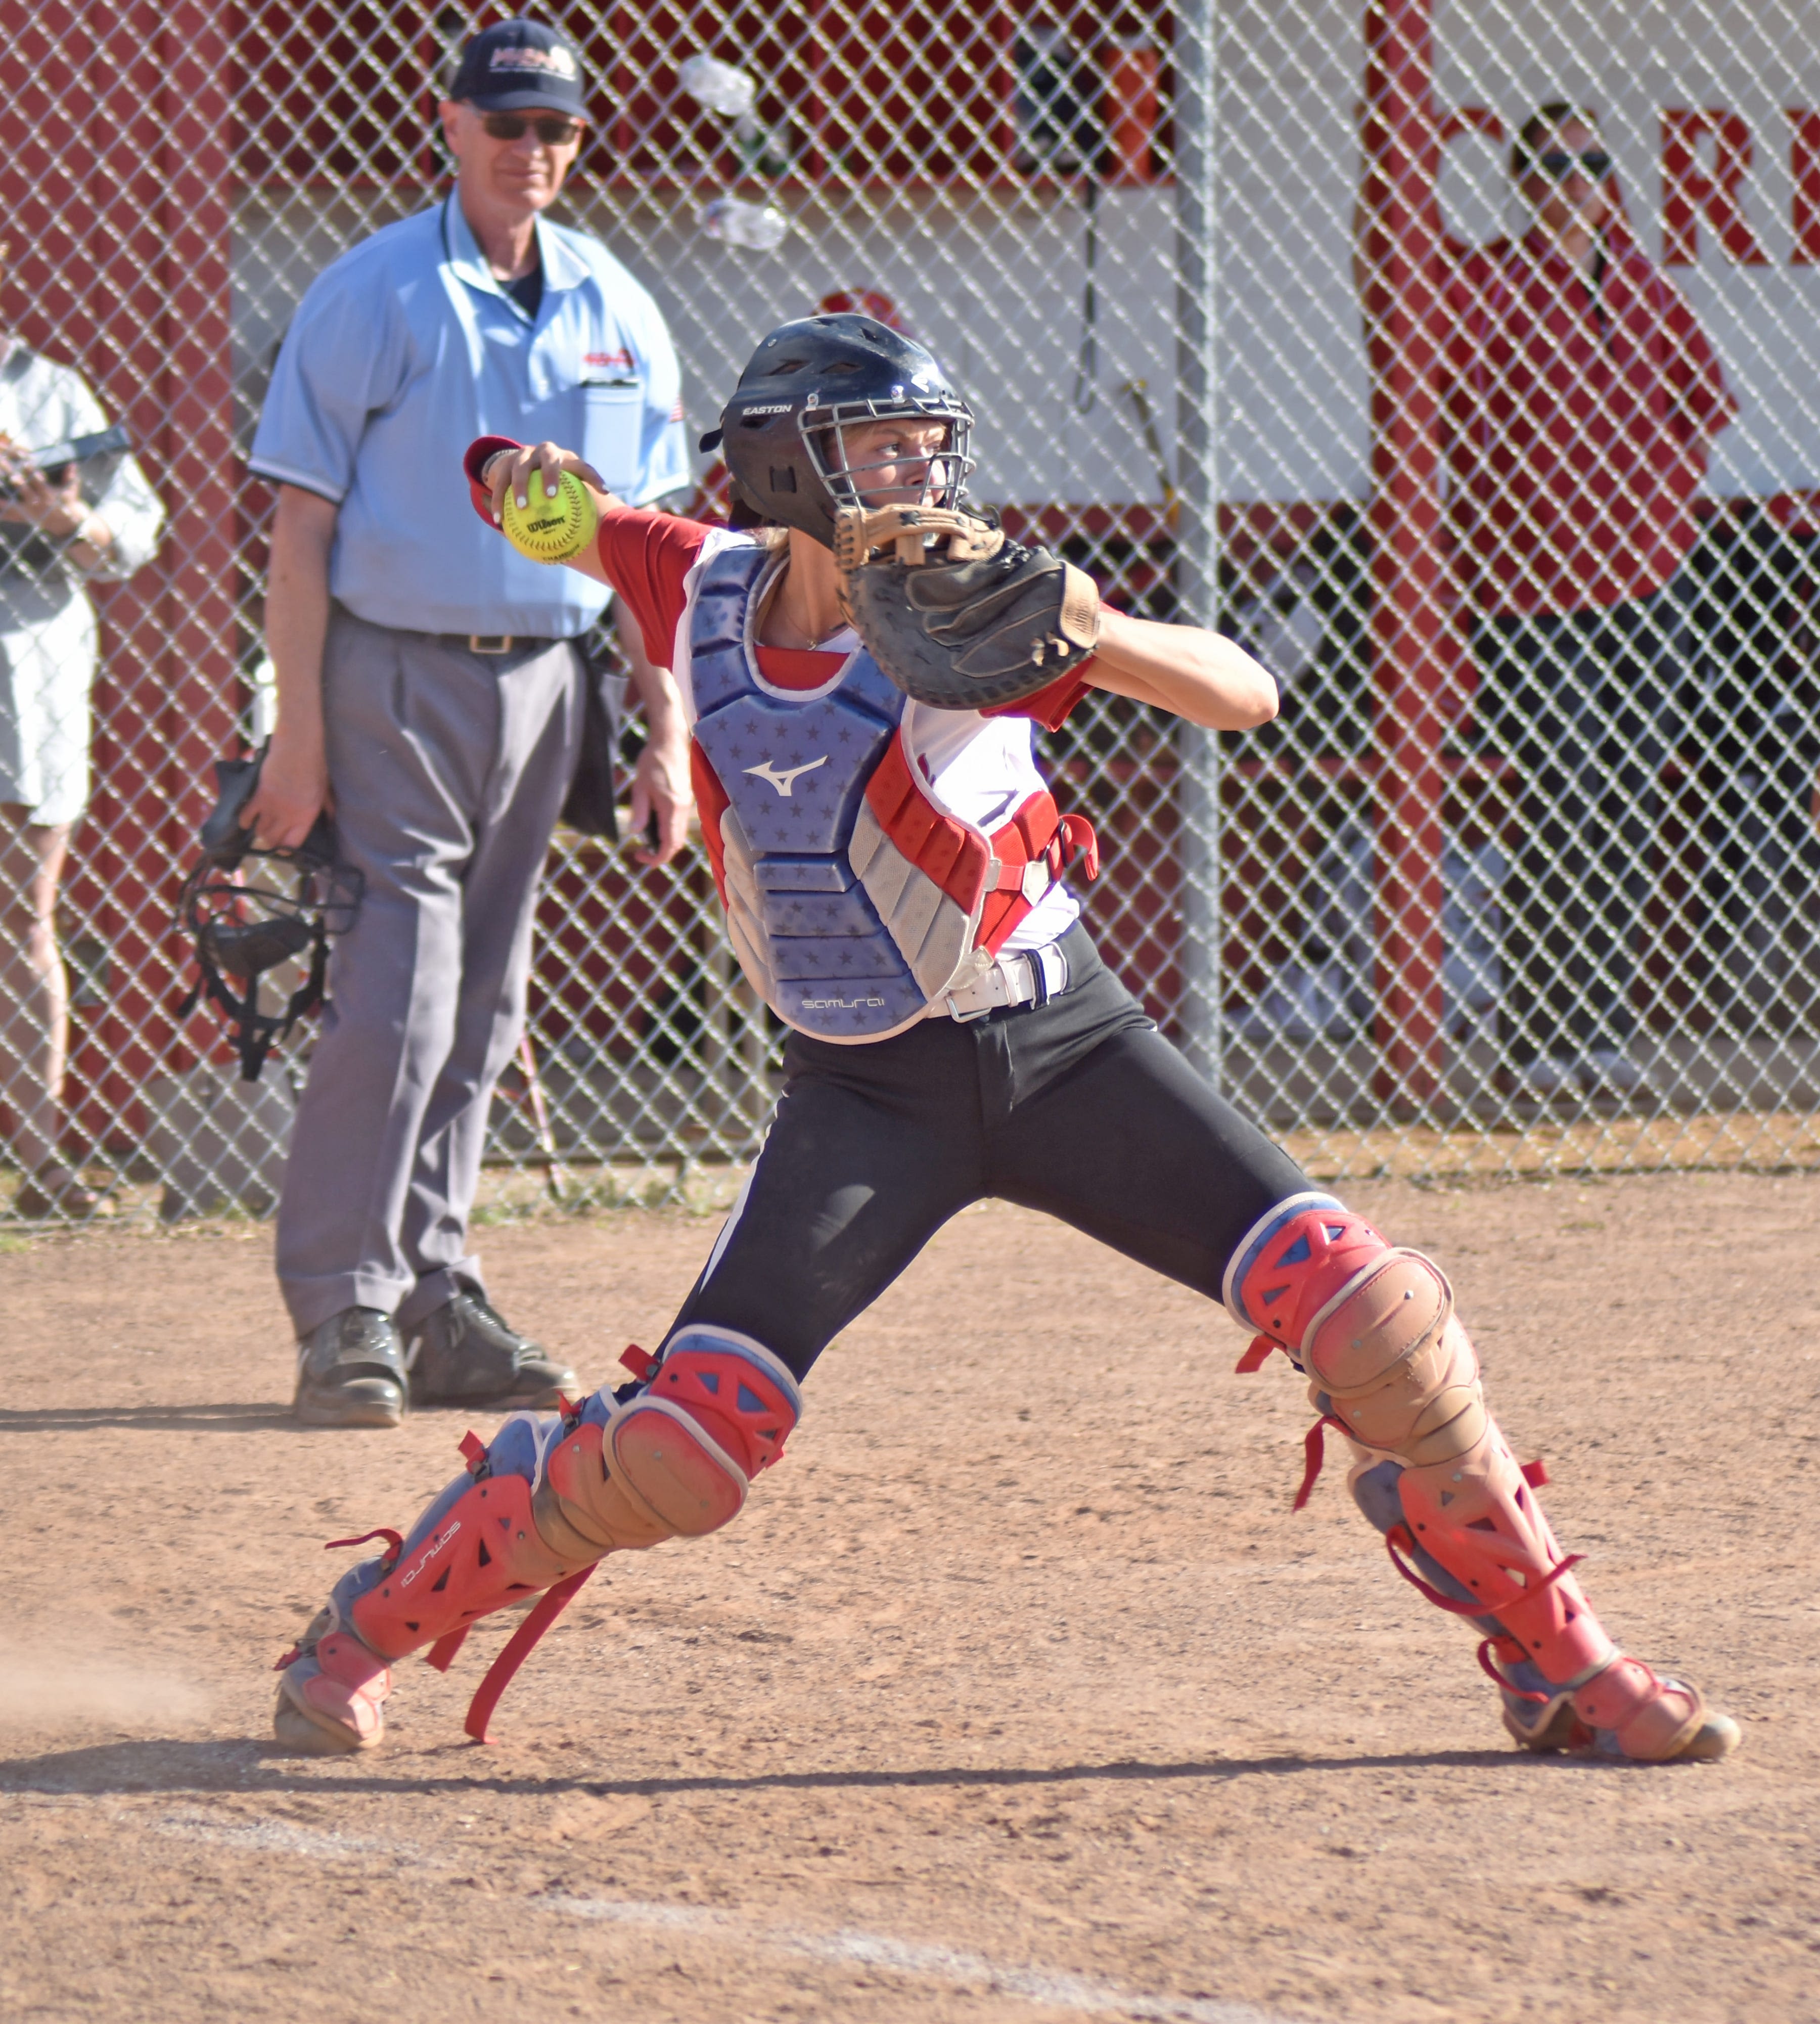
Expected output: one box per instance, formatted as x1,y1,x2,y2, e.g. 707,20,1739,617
500,467,599,564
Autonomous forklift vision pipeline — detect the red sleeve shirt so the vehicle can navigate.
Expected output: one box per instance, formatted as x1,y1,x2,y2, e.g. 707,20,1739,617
1440,234,1736,614
593,506,712,664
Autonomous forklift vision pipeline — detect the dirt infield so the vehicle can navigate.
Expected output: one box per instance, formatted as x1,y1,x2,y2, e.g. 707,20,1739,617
2,1174,1817,2022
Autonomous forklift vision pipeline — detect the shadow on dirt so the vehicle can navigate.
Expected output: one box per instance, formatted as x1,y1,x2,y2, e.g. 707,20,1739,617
0,1403,290,1433
0,1735,1560,1801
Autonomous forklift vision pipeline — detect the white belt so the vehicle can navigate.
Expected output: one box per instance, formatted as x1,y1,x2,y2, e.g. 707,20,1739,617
941,941,1071,1022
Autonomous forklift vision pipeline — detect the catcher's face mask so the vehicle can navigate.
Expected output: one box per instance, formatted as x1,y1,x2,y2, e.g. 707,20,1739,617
176,752,362,1082
805,413,970,518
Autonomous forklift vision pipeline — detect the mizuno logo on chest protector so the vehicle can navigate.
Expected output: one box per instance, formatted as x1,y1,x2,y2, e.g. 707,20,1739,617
744,755,828,798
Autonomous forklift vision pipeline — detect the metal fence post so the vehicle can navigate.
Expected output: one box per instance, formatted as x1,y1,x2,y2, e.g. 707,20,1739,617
1359,0,1458,1112
1173,0,1222,1087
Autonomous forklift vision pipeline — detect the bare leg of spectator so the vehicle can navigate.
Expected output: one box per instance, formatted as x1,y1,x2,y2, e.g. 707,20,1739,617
0,807,98,1213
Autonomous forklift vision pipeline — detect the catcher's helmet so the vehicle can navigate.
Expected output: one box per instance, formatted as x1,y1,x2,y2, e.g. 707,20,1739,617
700,312,974,546
176,750,362,1082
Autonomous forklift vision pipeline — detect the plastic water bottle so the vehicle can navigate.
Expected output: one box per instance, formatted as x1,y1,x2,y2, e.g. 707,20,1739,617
678,54,755,120
699,196,788,251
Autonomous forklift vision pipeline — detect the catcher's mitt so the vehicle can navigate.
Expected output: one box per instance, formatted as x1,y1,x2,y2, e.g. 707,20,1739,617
834,505,1103,711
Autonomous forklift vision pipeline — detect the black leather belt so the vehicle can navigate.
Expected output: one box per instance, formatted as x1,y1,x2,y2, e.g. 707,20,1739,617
435,633,560,656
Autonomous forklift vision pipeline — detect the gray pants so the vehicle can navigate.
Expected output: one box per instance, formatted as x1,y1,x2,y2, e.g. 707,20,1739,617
276,607,582,1335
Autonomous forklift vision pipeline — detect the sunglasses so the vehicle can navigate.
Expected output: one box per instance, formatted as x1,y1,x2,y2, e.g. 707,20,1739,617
479,112,584,147
1533,148,1613,182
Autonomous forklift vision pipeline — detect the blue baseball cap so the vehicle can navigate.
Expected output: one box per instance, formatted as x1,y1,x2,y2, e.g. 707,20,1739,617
448,20,587,116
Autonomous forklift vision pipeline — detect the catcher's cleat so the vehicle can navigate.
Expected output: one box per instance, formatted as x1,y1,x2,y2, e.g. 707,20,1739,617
1482,1636,1741,1762
404,1285,576,1410
293,1308,407,1428
274,1605,393,1754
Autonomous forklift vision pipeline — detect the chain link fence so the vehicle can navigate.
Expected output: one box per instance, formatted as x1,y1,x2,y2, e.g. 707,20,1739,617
6,0,1820,1226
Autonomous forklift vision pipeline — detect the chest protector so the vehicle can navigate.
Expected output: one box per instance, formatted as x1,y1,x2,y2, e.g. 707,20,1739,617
689,544,1096,1043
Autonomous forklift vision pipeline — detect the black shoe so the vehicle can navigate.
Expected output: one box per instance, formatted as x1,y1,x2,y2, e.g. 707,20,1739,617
293,1308,407,1428
404,1286,576,1409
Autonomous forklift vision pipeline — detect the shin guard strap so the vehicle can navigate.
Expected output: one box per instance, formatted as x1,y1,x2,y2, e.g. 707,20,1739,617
463,1565,597,1744
424,1628,470,1674
325,1527,403,1566
1235,1334,1280,1375
1387,1520,1583,1619
1293,1415,1349,1511
1477,1635,1550,1704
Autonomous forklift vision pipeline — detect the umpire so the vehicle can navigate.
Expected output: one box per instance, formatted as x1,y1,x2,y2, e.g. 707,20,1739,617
245,19,691,1428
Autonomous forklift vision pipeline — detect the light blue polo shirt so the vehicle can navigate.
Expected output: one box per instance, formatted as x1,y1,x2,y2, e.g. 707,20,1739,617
249,193,688,638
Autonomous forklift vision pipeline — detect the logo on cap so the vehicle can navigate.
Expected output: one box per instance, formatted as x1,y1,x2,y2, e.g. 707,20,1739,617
490,43,578,78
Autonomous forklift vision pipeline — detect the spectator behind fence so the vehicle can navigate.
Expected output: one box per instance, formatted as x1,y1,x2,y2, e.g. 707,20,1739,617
0,273,165,1219
243,19,691,1430
1438,105,1734,1102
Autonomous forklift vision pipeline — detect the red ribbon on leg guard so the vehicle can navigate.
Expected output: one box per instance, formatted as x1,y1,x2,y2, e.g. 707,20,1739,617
1477,1635,1550,1704
1234,1333,1280,1374
423,1628,470,1674
463,1566,597,1744
324,1526,403,1577
1292,1414,1350,1511
324,1526,403,1558
1386,1521,1583,1618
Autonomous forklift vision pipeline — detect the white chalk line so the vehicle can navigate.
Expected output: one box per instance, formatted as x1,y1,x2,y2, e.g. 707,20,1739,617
545,1893,1280,2023
155,1810,434,1867
149,1809,1293,2023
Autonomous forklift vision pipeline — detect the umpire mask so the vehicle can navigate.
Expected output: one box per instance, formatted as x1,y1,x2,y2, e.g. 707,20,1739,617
176,749,363,1082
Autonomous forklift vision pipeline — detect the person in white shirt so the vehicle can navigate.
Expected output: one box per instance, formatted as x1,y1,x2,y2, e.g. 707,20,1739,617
0,310,164,1218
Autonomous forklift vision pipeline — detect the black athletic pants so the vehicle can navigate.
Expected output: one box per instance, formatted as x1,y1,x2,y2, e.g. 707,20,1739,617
669,924,1311,1381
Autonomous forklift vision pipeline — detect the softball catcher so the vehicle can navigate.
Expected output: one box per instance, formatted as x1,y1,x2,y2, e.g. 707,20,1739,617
273,313,1736,1767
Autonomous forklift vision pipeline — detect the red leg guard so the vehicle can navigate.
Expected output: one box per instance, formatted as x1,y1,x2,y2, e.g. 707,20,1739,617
274,1617,392,1755
274,1329,805,1754
1232,1196,1614,1681
1570,1655,1712,1762
337,1332,800,1668
1226,1196,1736,1760
348,1464,588,1661
1395,1421,1612,1684
1222,1192,1390,1348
